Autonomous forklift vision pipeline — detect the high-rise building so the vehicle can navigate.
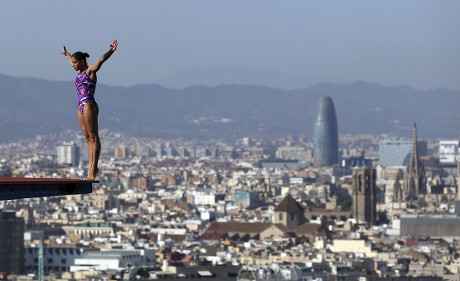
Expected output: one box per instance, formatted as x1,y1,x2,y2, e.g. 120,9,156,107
352,167,377,225
379,140,427,167
114,146,130,159
57,141,80,167
0,210,24,274
312,96,339,167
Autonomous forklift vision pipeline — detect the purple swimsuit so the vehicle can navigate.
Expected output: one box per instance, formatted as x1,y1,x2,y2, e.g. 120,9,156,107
75,72,97,113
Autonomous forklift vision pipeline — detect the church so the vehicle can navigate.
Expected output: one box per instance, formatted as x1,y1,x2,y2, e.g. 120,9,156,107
200,194,330,244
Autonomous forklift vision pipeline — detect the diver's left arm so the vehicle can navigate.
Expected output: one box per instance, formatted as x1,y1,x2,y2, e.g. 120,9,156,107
87,40,118,74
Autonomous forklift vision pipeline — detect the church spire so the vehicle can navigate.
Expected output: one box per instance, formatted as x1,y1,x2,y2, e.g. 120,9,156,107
404,122,426,200
411,122,419,170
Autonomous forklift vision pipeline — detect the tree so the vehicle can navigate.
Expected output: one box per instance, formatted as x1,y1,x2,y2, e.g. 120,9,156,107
340,199,352,211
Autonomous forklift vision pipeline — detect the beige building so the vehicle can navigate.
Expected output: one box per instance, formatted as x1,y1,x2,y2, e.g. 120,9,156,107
62,222,116,238
330,239,377,258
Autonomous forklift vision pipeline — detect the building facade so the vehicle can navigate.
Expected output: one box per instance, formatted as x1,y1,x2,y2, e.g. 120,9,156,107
352,168,377,225
273,194,306,229
24,247,84,275
57,141,80,167
312,96,339,167
379,140,427,167
439,140,460,167
0,210,24,274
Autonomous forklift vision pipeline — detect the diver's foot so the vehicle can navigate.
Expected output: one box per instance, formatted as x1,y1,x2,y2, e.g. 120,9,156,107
85,167,99,181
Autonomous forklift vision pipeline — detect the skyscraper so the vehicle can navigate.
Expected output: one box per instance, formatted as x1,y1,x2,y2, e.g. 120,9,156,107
0,210,24,274
313,96,339,167
57,141,80,167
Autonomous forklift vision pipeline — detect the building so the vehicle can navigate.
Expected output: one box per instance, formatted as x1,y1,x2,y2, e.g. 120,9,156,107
273,194,306,229
439,140,460,167
341,156,372,168
0,210,24,274
403,123,426,199
24,247,84,275
379,140,427,167
199,222,287,242
70,249,154,271
352,167,377,225
62,222,116,238
234,191,259,209
57,141,80,167
401,192,460,237
275,146,311,161
114,146,129,158
400,213,460,237
312,96,339,167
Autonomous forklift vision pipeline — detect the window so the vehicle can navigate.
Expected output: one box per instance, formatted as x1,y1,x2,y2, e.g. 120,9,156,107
279,213,283,220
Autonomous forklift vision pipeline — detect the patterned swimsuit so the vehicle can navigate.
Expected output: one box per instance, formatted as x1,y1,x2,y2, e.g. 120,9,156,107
75,72,97,113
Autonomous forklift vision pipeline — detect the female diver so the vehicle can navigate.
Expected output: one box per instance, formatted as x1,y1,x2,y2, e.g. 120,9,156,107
61,40,118,180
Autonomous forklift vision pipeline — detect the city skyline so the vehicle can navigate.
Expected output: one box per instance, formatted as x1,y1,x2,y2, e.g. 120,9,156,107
0,126,459,279
1,2,460,279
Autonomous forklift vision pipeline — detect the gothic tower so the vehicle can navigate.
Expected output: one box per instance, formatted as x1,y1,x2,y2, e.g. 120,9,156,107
352,167,377,225
403,122,426,200
393,172,403,203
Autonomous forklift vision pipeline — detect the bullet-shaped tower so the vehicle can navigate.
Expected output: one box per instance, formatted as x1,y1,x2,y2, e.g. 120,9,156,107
313,96,339,167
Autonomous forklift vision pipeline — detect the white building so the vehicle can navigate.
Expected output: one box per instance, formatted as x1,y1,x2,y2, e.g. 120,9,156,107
70,249,155,271
190,191,218,206
57,141,80,167
439,140,460,166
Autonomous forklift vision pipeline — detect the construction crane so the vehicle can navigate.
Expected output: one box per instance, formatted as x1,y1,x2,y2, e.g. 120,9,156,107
38,241,44,281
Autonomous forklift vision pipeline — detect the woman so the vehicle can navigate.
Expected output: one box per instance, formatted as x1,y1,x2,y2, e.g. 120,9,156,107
61,40,118,180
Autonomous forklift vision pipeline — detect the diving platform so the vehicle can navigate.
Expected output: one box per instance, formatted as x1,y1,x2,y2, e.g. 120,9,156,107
0,177,96,200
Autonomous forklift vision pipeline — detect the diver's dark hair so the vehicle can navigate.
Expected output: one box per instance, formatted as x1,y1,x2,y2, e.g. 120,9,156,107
72,52,90,61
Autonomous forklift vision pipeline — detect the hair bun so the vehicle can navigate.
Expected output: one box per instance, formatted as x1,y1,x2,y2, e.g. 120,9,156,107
72,51,90,61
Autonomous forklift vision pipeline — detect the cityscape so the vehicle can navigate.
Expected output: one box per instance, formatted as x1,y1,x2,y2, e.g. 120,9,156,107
1,1,458,280
0,96,459,281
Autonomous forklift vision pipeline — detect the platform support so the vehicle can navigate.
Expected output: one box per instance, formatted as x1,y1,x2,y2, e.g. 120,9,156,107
0,178,95,200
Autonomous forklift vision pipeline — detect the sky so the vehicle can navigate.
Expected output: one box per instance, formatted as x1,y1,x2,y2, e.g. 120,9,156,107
1,1,459,90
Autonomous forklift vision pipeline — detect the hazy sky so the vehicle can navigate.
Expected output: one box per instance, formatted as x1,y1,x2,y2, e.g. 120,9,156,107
1,1,459,90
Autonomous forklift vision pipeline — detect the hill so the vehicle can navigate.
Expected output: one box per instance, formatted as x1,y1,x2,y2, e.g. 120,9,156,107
0,74,459,142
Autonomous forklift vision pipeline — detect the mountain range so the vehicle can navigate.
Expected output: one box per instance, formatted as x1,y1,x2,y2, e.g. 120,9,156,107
155,65,333,90
0,73,459,142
